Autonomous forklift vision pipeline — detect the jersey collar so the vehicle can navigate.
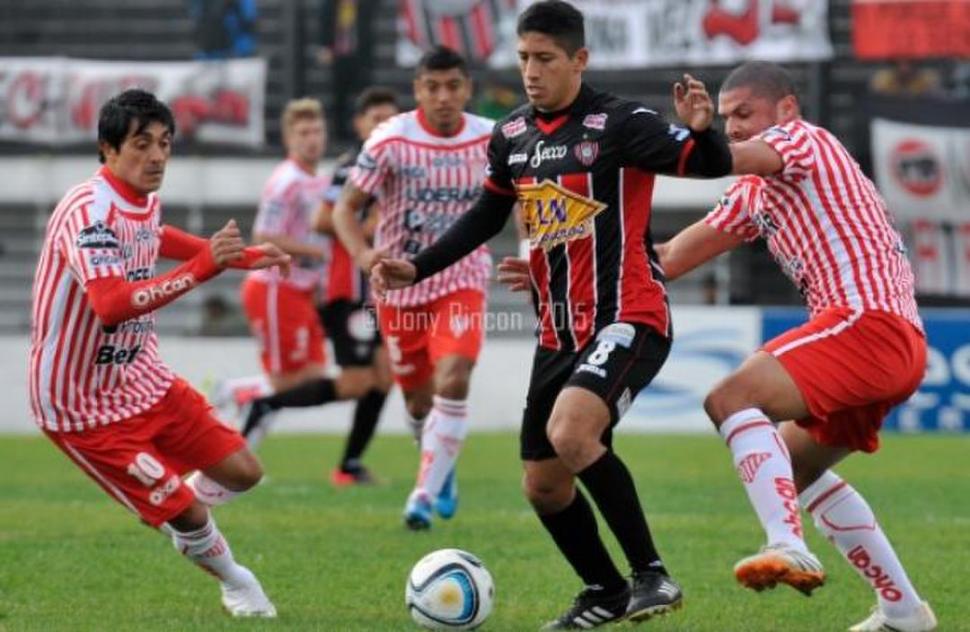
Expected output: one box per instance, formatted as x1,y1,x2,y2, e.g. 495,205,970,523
417,107,466,138
98,166,149,208
531,83,596,135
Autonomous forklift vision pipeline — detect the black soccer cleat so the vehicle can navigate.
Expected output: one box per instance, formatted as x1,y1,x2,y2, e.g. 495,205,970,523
540,585,630,630
625,571,684,623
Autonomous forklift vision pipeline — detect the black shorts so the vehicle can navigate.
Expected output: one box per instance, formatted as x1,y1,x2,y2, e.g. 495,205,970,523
520,322,671,461
318,300,381,367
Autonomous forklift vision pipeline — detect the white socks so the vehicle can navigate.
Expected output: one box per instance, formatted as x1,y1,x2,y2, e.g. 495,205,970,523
171,516,252,589
414,396,468,498
186,472,241,506
720,408,806,551
801,471,923,618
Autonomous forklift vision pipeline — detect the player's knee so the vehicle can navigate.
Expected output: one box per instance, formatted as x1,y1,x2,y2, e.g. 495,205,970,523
522,473,571,513
435,370,470,400
224,452,264,491
704,379,744,426
406,398,432,421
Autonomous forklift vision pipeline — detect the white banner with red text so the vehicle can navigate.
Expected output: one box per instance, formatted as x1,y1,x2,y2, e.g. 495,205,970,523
0,57,266,147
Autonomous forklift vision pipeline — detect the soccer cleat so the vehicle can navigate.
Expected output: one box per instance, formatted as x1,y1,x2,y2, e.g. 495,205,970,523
540,585,631,630
330,464,377,487
734,543,825,596
434,468,458,519
403,491,433,530
848,601,937,632
625,570,684,622
220,571,277,618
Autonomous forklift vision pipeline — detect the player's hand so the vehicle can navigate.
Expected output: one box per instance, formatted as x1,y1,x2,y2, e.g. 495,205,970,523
371,257,417,301
210,219,245,268
355,247,387,274
673,73,714,132
249,242,292,277
496,256,531,292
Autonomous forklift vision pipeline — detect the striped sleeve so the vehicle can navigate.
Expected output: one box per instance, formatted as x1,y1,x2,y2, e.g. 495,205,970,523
704,177,762,241
253,183,294,235
349,138,394,196
758,121,815,180
59,204,125,284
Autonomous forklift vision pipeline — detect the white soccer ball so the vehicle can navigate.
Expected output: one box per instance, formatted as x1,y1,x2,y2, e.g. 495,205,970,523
405,548,494,630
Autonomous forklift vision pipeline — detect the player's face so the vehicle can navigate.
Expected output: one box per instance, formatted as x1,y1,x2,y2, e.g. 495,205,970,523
413,68,471,135
100,120,172,195
517,32,587,111
354,103,399,142
718,86,796,142
285,117,326,168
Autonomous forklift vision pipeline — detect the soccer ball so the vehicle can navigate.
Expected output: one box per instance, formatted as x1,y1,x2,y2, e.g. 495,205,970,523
405,548,494,630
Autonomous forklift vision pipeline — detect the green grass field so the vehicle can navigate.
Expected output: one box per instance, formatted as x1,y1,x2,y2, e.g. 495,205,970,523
0,433,966,631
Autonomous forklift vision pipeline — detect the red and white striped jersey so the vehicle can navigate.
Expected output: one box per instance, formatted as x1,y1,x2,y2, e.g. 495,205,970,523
29,167,175,432
247,159,330,293
706,119,922,329
350,109,493,307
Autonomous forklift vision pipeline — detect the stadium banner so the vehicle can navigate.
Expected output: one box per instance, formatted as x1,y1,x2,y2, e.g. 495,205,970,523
0,57,266,147
398,0,833,69
762,309,970,434
852,0,970,59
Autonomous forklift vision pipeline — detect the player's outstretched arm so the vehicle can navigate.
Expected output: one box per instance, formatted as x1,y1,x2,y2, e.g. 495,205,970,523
158,221,290,273
656,220,744,281
84,220,257,327
729,140,784,176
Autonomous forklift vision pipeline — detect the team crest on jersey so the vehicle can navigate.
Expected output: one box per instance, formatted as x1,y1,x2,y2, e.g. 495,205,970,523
517,179,606,251
582,113,607,130
76,221,120,249
501,117,527,139
574,141,599,166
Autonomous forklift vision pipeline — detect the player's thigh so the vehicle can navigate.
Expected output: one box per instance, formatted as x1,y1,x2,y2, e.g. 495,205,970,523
243,280,325,376
778,421,850,492
520,347,575,462
378,302,433,391
427,289,485,367
45,417,194,528
707,350,809,423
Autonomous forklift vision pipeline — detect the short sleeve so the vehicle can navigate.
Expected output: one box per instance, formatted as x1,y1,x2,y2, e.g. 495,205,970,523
60,209,125,285
349,138,394,196
757,121,815,180
482,127,515,196
619,105,695,175
704,176,762,242
252,188,291,235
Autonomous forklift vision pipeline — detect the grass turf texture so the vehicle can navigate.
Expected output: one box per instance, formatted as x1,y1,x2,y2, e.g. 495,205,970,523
0,433,966,631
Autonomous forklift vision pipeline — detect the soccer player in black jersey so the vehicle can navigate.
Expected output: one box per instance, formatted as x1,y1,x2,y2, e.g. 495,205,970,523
372,2,732,628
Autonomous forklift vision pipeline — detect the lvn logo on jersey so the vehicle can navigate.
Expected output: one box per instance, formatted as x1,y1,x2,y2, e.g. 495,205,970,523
518,179,606,251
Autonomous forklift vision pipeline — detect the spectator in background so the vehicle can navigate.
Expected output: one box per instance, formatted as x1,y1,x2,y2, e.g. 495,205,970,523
475,73,520,120
191,0,258,59
869,59,942,97
318,0,379,142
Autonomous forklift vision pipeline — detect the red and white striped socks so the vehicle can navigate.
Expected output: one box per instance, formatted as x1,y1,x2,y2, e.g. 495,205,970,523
719,408,806,551
801,471,923,618
413,395,468,499
172,516,252,588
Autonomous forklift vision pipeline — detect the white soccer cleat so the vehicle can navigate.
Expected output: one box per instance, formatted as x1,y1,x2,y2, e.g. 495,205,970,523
221,572,277,618
734,543,825,596
848,601,937,632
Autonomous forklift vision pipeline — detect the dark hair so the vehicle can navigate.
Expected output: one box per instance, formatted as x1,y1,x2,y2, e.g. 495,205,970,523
516,0,585,56
722,61,797,102
97,89,175,163
415,45,469,78
354,86,400,116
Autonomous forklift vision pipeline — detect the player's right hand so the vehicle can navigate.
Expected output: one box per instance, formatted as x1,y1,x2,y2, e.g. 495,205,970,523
371,257,417,301
248,242,292,277
496,257,531,292
673,73,714,132
210,219,245,268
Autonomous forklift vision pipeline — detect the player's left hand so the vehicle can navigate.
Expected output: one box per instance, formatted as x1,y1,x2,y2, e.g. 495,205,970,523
371,257,417,301
496,257,531,292
673,73,714,132
249,242,292,277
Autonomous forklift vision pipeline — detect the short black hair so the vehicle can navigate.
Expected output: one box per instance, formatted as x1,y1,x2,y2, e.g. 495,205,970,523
415,45,468,78
97,89,175,163
354,86,400,116
722,61,797,102
516,0,585,56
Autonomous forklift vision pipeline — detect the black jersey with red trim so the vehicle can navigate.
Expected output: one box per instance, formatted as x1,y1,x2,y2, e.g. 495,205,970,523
484,83,699,352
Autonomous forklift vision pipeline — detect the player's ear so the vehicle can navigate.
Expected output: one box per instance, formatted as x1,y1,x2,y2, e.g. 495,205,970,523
572,47,589,73
777,94,799,122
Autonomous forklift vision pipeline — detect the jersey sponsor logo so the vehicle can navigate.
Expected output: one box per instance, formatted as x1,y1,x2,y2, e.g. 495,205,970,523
508,153,528,165
149,474,182,506
404,208,459,234
501,116,527,139
431,154,466,168
134,227,155,242
406,185,482,203
126,267,152,281
763,125,793,141
76,221,120,249
518,179,606,251
576,363,607,378
94,343,142,365
846,545,904,602
357,151,378,170
582,113,608,130
753,210,780,238
596,323,635,348
90,254,121,266
131,273,196,307
401,164,428,179
574,140,599,166
529,140,568,168
667,124,690,141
